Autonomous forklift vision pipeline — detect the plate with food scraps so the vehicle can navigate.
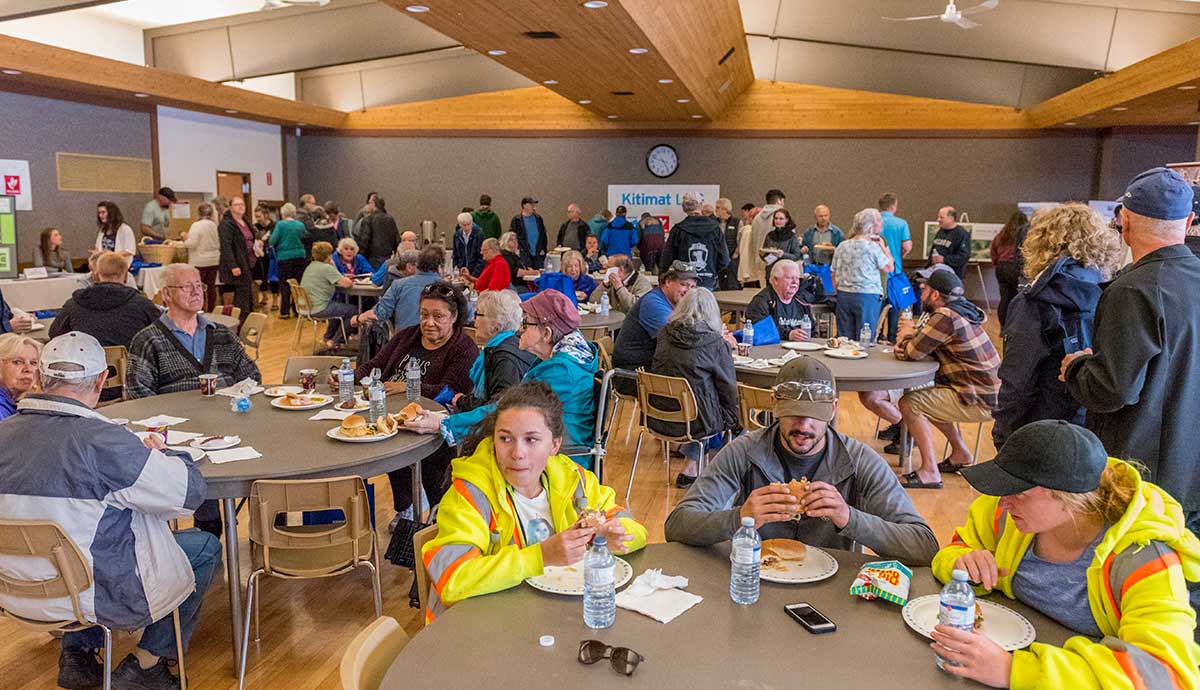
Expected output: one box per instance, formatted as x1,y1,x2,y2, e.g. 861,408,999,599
30,322,45,331
781,341,825,351
902,595,1036,651
732,355,754,366
325,415,401,443
759,543,839,584
270,393,334,410
526,556,633,596
823,348,869,360
190,435,240,451
263,385,305,397
333,397,371,411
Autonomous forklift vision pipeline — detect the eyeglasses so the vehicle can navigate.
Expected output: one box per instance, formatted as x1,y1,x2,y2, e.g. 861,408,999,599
578,640,644,676
165,283,205,294
773,380,836,402
519,320,544,332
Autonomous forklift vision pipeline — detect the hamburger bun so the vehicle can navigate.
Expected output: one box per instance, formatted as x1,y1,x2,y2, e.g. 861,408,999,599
340,414,370,438
398,402,425,423
576,508,607,530
761,538,808,565
375,415,398,435
974,602,984,631
771,478,810,519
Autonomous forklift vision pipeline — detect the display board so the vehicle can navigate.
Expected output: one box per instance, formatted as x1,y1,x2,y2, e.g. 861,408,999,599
606,184,720,233
0,195,16,278
922,222,1002,263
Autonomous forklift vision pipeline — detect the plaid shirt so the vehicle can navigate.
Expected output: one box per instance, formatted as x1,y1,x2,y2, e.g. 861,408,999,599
896,307,1000,409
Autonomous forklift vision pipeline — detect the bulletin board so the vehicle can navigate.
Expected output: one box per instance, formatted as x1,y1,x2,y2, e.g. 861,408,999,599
0,195,16,279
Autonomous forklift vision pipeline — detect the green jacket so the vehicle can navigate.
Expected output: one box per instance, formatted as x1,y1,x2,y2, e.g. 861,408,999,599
472,209,503,240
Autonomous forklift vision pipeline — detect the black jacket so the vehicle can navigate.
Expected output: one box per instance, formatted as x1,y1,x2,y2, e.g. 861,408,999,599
744,281,822,340
1064,245,1200,510
659,214,729,290
510,213,548,264
302,223,339,260
217,211,254,283
556,219,588,251
649,321,739,439
992,257,1101,450
501,250,528,284
359,211,400,262
49,283,161,348
456,333,539,412
928,225,971,278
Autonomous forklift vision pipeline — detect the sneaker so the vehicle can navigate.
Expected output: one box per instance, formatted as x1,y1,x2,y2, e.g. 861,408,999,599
876,423,901,442
58,648,103,690
883,439,913,455
388,514,402,533
674,473,696,489
111,654,179,690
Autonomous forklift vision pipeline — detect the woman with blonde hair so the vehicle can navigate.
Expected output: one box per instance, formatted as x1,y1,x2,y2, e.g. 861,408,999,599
560,249,597,301
0,334,41,421
933,420,1199,689
986,203,1124,456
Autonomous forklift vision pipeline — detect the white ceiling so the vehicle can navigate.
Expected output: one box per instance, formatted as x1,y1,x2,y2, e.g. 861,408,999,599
80,0,267,29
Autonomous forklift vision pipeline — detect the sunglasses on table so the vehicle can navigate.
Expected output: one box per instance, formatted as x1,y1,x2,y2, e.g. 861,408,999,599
772,380,836,403
578,640,644,676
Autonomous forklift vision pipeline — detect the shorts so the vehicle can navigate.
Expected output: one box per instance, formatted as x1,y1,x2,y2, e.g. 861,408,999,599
900,385,992,424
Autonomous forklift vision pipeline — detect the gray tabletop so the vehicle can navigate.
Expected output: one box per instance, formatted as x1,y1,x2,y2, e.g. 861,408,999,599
384,542,1070,690
713,288,760,311
734,342,937,392
98,391,445,498
580,310,625,332
29,318,54,342
341,282,384,297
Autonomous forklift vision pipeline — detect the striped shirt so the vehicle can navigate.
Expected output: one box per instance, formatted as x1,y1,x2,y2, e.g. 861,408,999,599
896,307,1000,408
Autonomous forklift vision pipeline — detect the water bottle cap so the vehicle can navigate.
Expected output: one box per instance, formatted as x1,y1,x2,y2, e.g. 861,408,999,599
741,516,755,527
951,569,969,581
538,635,555,647
592,535,607,546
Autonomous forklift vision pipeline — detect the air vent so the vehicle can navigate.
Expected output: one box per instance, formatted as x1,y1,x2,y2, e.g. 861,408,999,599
523,31,561,39
611,91,635,96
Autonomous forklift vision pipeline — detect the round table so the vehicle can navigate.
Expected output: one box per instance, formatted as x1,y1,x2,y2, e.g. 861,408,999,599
98,391,445,670
715,289,833,336
382,542,1070,689
579,310,625,336
29,318,54,342
340,281,384,311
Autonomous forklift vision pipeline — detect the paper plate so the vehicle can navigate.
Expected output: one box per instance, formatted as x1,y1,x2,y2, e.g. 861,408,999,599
781,341,824,351
263,385,304,397
823,348,869,360
526,557,633,596
331,398,371,411
759,545,839,584
325,426,399,443
270,394,333,410
902,595,1036,651
190,435,240,451
166,446,205,462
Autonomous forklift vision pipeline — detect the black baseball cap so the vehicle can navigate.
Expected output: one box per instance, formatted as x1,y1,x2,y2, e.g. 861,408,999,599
914,265,963,297
961,420,1108,496
157,186,176,202
521,196,538,206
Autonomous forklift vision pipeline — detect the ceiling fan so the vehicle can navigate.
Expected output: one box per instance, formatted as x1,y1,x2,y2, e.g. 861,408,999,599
882,0,999,29
262,0,331,9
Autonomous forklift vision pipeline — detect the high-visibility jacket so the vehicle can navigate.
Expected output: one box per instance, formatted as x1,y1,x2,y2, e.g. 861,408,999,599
933,459,1200,690
421,437,647,624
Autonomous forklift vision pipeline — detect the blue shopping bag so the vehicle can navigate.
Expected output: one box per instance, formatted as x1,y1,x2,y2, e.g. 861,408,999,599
532,271,579,306
886,272,918,312
809,264,834,294
732,315,781,346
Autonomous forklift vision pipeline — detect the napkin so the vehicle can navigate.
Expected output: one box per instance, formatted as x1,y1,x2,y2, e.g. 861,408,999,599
166,430,202,445
216,378,261,398
309,409,356,421
133,415,189,427
746,359,773,369
615,569,703,624
206,447,262,464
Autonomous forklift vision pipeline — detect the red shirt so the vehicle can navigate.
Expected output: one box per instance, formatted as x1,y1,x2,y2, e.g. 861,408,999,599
475,254,512,292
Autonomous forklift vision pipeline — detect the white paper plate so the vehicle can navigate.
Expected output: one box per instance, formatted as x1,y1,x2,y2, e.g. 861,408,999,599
166,446,205,462
263,386,304,397
823,348,869,360
270,394,333,411
526,557,633,596
190,435,240,450
781,341,824,351
902,595,1036,651
325,426,399,443
30,322,45,331
759,545,839,584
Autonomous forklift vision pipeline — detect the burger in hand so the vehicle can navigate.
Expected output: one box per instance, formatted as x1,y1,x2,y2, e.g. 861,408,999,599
770,478,810,520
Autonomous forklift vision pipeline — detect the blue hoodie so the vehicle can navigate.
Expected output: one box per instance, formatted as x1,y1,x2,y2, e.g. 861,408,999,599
600,217,638,257
992,256,1102,449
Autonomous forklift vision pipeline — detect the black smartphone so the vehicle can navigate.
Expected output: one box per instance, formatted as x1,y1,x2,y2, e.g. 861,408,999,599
784,602,837,634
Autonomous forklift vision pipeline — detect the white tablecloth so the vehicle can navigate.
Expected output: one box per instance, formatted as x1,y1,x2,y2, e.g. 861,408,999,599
138,266,168,300
0,274,88,311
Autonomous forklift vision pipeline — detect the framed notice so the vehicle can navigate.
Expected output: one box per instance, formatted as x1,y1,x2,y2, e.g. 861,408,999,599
922,222,1003,264
0,195,15,278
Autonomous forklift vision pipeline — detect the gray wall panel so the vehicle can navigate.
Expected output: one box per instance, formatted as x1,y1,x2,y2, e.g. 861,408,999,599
150,27,234,82
1096,127,1198,200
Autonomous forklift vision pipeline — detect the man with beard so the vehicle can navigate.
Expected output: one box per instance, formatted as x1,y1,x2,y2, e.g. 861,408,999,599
665,357,938,565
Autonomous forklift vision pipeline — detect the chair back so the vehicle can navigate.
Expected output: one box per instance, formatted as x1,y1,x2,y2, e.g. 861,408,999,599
0,520,93,627
283,355,347,384
737,383,775,432
240,311,268,359
288,279,313,317
208,306,241,322
875,304,891,341
101,346,127,402
595,336,614,371
636,370,699,439
339,616,410,690
247,477,375,577
580,326,608,342
412,524,439,617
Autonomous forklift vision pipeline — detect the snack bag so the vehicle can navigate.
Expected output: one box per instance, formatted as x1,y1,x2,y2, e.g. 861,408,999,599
849,560,912,606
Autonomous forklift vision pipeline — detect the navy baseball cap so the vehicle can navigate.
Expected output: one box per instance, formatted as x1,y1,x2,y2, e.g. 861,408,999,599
961,420,1108,496
1121,167,1193,221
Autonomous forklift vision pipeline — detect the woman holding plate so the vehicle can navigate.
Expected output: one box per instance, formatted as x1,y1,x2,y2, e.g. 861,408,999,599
931,420,1200,689
419,381,647,624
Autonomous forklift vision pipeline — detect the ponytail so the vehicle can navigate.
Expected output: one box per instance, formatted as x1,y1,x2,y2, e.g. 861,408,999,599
1053,461,1139,525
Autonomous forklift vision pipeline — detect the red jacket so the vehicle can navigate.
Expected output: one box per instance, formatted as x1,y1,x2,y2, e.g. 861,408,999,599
475,255,512,292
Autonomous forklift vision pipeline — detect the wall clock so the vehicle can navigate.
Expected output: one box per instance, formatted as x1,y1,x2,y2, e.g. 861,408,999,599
646,144,679,178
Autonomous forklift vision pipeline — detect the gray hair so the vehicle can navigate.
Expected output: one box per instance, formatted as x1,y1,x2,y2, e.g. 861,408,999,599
397,249,420,269
771,259,801,277
681,193,701,214
1127,209,1188,240
481,237,500,252
162,262,200,285
457,212,474,227
850,208,883,239
476,289,523,332
500,231,518,249
715,198,732,212
280,202,296,219
667,287,723,334
608,254,632,272
41,362,102,396
337,237,359,253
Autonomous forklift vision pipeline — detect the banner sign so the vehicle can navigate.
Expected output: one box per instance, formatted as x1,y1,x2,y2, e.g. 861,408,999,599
606,184,720,233
0,160,31,211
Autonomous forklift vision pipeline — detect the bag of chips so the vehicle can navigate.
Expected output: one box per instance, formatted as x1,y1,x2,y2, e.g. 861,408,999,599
849,560,912,606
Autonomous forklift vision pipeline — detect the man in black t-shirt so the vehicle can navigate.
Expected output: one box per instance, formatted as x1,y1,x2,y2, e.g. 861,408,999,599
744,259,821,341
928,206,971,279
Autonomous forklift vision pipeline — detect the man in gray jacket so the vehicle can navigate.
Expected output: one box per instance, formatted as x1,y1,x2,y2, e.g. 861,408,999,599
665,356,939,565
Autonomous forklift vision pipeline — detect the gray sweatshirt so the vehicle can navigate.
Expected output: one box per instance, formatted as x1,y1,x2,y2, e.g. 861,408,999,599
664,425,939,565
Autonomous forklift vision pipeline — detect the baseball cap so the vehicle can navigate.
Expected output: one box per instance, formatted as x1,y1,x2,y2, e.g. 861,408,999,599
521,196,538,206
773,356,837,422
40,332,107,380
662,260,697,282
157,186,176,202
914,265,963,297
1121,167,1193,221
520,289,580,336
961,420,1108,496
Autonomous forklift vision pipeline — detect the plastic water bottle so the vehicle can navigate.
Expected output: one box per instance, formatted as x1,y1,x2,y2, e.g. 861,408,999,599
859,323,873,349
466,289,478,322
337,358,354,406
599,292,610,316
583,535,616,629
935,569,976,670
743,318,755,346
405,358,422,403
368,368,386,422
730,516,761,605
799,313,812,339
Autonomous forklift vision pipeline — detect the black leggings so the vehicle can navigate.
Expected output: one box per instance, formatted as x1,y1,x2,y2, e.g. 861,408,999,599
387,444,453,513
277,257,308,316
995,261,1021,328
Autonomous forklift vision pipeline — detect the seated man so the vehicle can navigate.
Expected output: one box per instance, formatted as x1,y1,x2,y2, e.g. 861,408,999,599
588,253,653,312
50,251,160,348
862,266,1000,489
360,245,444,330
371,247,418,292
744,259,822,341
0,332,219,690
611,260,696,371
665,356,939,565
459,238,510,292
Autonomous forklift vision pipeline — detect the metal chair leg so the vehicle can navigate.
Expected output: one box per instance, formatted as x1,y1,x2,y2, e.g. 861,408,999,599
973,421,984,461
361,560,384,618
238,571,261,690
102,625,112,690
172,609,187,690
624,429,645,505
253,577,261,642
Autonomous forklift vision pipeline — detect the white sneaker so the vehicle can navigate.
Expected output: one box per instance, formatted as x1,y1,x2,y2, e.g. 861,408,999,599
388,514,401,533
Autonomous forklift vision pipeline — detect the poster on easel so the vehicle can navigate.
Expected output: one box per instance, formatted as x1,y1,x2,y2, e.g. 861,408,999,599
0,195,16,279
922,221,1003,264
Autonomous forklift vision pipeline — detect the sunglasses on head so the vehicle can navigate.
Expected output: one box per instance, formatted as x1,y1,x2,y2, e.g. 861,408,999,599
421,283,456,298
773,380,836,402
578,640,644,676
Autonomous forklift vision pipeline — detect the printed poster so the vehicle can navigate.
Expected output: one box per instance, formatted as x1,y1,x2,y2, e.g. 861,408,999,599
922,222,1003,263
606,184,720,233
0,160,31,211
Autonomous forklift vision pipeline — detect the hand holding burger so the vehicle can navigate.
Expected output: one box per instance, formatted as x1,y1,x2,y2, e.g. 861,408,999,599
798,480,851,529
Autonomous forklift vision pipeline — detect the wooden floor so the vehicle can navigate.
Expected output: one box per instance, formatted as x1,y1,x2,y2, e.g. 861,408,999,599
3,301,998,690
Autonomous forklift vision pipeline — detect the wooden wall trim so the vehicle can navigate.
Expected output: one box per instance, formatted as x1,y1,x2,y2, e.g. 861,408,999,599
307,127,1081,140
149,107,160,191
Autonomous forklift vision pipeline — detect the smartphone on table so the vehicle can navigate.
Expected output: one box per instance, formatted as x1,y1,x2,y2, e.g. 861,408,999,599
784,602,836,634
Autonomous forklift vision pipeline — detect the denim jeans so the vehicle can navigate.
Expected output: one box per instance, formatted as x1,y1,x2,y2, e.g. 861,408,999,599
682,434,726,462
62,529,222,659
834,291,882,343
313,301,359,343
882,297,902,343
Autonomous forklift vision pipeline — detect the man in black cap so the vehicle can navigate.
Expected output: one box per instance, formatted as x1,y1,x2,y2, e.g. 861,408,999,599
658,192,729,290
510,196,547,269
611,260,697,382
666,356,938,564
140,186,175,240
1061,167,1200,541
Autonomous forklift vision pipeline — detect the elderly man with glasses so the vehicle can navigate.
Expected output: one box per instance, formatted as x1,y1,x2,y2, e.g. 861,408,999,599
665,356,938,564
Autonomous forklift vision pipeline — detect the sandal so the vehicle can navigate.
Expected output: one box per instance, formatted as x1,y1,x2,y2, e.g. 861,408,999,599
901,472,943,489
936,460,972,475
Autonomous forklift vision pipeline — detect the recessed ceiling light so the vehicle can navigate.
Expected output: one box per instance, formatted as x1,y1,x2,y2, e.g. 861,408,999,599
1,69,21,75
657,78,674,84
487,49,507,56
134,93,149,98
691,115,703,119
1112,106,1129,111
582,1,608,7
543,79,558,85
405,5,429,12
297,122,306,126
628,48,648,55
676,98,690,103
225,109,239,114
1180,85,1198,91
1190,121,1200,126
607,114,618,119
578,99,592,104
1064,122,1076,126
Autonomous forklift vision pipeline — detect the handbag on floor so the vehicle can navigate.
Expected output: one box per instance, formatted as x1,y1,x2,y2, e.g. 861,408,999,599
384,516,428,569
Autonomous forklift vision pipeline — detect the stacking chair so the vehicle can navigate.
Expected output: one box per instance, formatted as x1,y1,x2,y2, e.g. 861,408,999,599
99,345,127,406
411,524,439,617
737,383,774,432
625,370,723,504
239,311,268,361
340,616,410,690
208,306,241,322
287,279,347,354
0,520,188,690
580,326,609,342
596,337,639,445
238,477,381,690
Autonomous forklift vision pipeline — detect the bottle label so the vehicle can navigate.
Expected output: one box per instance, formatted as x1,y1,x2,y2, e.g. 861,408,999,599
732,543,760,565
939,602,974,628
586,566,614,586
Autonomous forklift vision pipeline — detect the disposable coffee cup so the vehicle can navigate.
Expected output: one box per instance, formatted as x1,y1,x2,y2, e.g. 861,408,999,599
199,374,218,397
299,368,318,392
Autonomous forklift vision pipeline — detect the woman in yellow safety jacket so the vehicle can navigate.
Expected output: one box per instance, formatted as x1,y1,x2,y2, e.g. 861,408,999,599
931,420,1200,689
420,381,647,624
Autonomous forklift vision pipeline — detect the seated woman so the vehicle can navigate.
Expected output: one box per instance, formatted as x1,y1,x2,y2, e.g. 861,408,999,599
932,420,1200,689
560,250,598,302
0,334,41,420
333,237,373,276
420,381,647,623
34,227,72,273
406,290,599,468
650,288,739,488
299,241,360,349
500,231,537,292
453,290,537,412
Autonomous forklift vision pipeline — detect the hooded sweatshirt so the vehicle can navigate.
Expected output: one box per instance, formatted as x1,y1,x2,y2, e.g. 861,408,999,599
993,257,1102,449
762,226,803,263
897,299,1000,409
659,214,730,290
49,282,161,348
600,216,639,257
933,460,1200,690
649,321,739,438
471,207,502,240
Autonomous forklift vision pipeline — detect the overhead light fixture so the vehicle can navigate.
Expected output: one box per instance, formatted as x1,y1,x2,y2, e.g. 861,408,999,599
225,109,239,114
1179,85,1198,91
1112,106,1129,111
134,93,149,98
1064,122,1076,126
607,114,618,119
543,79,558,85
1,69,21,75
405,5,429,12
487,49,507,56
658,78,674,84
691,115,703,119
578,99,592,104
676,98,690,103
582,1,608,7
628,48,648,54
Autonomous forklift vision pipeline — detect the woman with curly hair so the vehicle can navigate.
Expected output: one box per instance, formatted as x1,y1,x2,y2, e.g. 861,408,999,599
987,204,1124,454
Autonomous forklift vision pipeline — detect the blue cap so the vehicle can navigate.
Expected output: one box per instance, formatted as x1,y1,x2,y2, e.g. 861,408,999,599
1121,167,1194,221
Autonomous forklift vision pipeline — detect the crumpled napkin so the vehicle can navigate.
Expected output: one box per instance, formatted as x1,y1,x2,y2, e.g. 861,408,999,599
217,378,260,397
615,568,702,624
746,359,774,369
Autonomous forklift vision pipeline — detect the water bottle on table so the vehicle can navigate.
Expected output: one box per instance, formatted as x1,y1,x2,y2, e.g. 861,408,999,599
935,569,976,670
337,358,354,406
730,516,761,605
584,535,616,629
799,313,812,340
368,368,386,422
743,318,755,346
599,292,610,316
405,358,422,403
859,323,873,349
